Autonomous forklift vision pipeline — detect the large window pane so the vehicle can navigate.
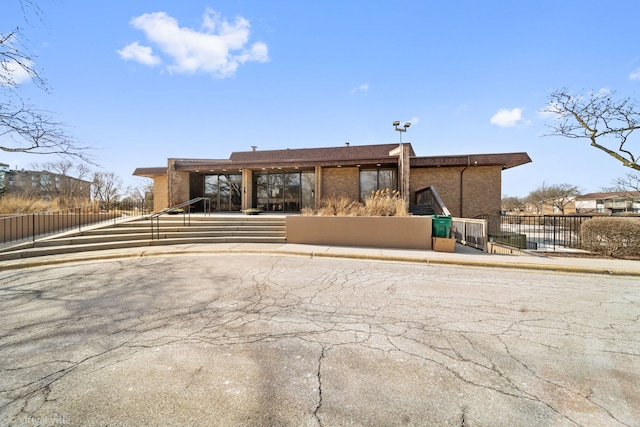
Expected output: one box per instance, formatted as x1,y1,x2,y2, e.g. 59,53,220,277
360,170,378,200
229,174,242,211
301,171,315,209
360,168,397,201
378,169,397,192
205,174,241,211
284,173,300,211
204,175,219,211
256,174,268,211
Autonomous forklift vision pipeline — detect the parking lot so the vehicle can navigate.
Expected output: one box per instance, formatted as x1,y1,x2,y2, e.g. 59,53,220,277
1,253,639,426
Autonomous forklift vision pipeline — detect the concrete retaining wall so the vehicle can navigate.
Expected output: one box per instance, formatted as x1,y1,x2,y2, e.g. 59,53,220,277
286,216,432,249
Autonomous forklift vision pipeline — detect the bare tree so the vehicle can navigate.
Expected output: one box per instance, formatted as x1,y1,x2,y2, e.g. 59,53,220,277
1,5,92,161
35,160,91,207
124,179,154,211
526,182,581,215
543,89,640,172
92,172,122,210
501,195,526,213
606,172,640,193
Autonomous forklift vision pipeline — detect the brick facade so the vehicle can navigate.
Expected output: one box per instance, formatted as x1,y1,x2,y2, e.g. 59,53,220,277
409,165,502,217
321,167,360,201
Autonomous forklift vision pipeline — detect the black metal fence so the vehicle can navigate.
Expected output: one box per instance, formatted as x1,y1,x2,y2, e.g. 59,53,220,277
1,200,150,245
478,214,594,251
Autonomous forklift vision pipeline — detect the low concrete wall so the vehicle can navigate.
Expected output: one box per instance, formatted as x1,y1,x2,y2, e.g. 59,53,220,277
286,216,432,250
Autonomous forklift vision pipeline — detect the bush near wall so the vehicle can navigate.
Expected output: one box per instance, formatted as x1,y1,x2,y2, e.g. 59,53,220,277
580,217,640,258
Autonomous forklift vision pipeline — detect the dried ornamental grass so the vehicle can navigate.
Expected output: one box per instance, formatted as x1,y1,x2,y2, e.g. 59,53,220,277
0,194,58,214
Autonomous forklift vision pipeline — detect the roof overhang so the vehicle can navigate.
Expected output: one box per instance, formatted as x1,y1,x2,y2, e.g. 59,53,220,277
133,167,167,177
410,152,532,170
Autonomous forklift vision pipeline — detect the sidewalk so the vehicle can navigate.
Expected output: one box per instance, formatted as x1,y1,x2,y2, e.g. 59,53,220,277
2,241,638,276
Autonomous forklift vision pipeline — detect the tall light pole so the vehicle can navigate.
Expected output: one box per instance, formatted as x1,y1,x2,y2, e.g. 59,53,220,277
393,121,411,205
393,121,411,143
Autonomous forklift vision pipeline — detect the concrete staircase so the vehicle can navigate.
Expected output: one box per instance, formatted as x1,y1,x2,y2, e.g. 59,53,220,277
0,214,287,261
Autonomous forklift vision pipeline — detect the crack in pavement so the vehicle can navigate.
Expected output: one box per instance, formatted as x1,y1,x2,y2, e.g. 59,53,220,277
1,254,639,426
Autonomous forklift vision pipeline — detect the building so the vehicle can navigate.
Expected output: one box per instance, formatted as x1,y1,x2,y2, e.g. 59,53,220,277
134,143,531,218
0,163,9,195
575,191,640,214
1,166,92,201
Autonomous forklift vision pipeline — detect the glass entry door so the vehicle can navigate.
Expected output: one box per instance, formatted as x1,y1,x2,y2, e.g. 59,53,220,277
254,171,313,212
204,174,242,212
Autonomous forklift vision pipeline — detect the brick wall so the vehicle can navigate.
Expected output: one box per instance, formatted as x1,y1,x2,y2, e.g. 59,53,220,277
153,175,168,210
167,160,190,207
409,166,502,217
322,167,359,201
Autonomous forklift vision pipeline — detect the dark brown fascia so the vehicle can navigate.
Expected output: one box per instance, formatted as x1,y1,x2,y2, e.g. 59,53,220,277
133,167,168,177
410,152,532,170
172,157,400,172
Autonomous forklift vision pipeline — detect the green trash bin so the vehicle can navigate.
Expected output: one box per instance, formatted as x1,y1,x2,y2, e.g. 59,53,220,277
431,215,452,238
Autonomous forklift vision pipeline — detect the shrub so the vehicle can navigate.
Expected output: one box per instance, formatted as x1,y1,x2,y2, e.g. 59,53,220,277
580,217,640,258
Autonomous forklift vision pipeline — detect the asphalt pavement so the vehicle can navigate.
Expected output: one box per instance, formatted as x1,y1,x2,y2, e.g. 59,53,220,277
1,244,639,426
1,241,639,277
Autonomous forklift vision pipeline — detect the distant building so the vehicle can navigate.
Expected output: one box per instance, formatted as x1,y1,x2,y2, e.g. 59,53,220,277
575,191,640,214
0,163,9,194
1,166,91,201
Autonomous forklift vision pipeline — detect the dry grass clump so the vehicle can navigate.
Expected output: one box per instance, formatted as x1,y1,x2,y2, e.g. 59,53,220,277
0,194,98,214
0,194,59,214
316,194,363,216
307,189,408,216
364,189,408,217
580,217,640,258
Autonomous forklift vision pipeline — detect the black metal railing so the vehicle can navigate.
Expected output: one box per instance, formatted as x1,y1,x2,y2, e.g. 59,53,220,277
415,186,451,216
148,197,211,240
476,214,594,251
0,200,150,246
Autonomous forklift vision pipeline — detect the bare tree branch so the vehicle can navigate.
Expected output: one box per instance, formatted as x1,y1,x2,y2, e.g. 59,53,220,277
543,89,640,171
1,8,94,163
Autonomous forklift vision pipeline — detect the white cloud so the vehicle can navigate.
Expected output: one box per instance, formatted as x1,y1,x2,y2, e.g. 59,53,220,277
350,83,369,94
117,41,161,66
490,108,523,127
119,9,269,77
631,68,640,80
410,116,420,125
0,58,33,85
0,33,34,85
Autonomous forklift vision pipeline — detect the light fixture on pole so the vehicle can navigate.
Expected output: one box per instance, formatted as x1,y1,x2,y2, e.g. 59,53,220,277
393,121,411,205
393,121,411,144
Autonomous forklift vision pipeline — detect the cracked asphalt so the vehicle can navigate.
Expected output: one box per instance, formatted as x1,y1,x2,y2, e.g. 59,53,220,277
1,253,639,426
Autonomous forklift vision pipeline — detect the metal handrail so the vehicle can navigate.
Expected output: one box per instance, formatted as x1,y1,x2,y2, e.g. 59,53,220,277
149,197,211,240
0,201,148,246
415,186,451,216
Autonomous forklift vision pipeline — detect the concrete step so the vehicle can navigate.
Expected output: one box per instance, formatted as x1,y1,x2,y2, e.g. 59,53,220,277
82,225,285,236
0,235,288,261
33,230,286,247
0,215,289,260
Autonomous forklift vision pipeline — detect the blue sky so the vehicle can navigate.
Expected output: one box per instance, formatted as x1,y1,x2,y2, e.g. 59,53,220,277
2,0,640,197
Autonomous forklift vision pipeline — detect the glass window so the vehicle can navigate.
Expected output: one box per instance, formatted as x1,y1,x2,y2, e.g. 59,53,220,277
359,170,378,201
359,168,397,200
253,171,313,212
204,174,242,211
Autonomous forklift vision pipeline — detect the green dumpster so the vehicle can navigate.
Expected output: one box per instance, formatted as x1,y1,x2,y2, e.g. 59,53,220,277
431,215,452,238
